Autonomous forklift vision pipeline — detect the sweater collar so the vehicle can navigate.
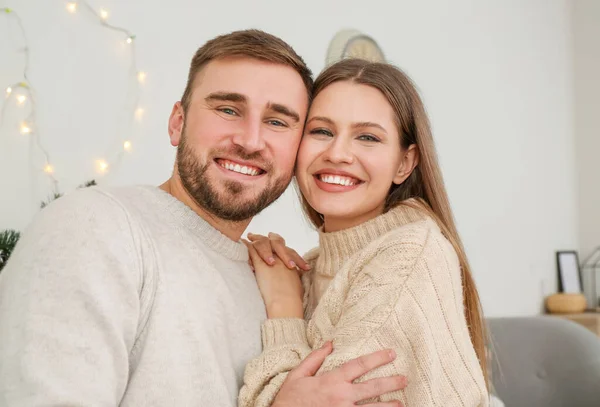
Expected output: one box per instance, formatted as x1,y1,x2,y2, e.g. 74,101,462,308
316,199,427,276
142,186,248,262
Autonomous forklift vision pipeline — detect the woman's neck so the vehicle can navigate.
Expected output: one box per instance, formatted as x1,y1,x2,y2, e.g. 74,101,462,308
323,205,385,233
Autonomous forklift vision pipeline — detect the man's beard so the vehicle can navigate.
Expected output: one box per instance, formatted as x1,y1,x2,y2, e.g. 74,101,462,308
176,132,292,222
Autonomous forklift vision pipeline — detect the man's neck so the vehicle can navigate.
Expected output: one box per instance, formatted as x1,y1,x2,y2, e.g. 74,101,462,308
159,177,250,242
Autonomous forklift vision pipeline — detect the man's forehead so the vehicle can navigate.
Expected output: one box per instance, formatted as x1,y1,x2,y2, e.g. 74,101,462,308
193,58,309,108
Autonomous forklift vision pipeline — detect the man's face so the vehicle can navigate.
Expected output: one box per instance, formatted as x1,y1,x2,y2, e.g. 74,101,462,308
168,57,309,222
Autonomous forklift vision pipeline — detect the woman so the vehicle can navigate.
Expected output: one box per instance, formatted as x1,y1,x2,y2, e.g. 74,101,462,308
239,58,489,407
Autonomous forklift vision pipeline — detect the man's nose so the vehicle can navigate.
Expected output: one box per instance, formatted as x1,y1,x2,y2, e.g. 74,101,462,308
232,117,266,154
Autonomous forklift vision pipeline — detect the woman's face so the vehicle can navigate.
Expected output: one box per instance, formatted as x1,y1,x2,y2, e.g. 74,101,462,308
296,81,412,232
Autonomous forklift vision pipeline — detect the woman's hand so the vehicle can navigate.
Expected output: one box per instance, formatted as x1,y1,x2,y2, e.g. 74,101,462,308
245,240,304,319
246,232,311,272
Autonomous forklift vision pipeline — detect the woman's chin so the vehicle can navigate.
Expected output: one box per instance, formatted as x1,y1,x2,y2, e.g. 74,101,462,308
311,202,357,220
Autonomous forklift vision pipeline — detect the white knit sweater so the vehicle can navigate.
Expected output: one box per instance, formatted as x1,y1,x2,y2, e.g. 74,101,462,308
239,201,489,407
0,186,266,407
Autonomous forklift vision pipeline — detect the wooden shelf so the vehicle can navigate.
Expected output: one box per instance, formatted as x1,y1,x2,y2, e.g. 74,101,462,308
550,312,600,337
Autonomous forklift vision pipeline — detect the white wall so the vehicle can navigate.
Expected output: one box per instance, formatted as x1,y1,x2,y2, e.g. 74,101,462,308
0,0,579,317
573,0,600,307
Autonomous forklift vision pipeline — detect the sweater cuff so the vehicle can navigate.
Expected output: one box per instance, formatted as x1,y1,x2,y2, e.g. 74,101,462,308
261,318,308,349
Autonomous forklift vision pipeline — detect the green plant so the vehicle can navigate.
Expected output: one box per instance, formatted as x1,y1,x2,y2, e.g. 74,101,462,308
0,230,20,272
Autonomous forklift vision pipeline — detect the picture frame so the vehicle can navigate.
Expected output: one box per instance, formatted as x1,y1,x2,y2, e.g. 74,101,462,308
556,250,583,294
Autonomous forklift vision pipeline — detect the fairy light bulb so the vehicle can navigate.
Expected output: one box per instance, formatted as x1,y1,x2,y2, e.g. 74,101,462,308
96,160,109,174
16,95,26,105
99,9,109,21
137,71,146,83
135,107,144,121
20,122,31,134
123,141,132,152
6,87,12,96
126,35,135,44
43,164,54,174
66,2,77,13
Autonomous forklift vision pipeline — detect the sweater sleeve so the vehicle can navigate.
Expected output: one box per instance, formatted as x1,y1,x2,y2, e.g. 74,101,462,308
238,317,311,407
238,260,315,407
0,189,142,406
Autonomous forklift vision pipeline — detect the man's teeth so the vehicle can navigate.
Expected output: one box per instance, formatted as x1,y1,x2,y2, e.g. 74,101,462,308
320,175,357,186
220,161,260,176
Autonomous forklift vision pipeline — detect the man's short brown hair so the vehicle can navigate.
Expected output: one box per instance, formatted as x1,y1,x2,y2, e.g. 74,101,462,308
181,29,313,112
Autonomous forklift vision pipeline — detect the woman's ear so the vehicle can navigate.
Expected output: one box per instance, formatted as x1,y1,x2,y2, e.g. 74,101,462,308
393,144,419,185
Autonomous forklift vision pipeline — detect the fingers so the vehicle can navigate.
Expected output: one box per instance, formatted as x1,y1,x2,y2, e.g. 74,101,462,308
287,341,333,380
246,232,310,271
279,247,311,271
244,239,264,267
246,232,267,242
268,233,294,269
271,241,308,271
267,232,285,244
353,376,408,402
267,233,310,271
340,349,397,382
294,256,312,272
249,237,276,266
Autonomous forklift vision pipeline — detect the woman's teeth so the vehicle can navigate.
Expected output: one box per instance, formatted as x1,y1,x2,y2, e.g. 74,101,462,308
319,174,357,186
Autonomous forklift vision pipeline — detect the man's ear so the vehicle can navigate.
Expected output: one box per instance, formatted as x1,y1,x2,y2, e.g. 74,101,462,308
393,144,419,185
168,102,185,147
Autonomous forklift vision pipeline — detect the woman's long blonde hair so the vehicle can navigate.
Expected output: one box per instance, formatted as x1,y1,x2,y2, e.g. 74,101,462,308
299,58,488,387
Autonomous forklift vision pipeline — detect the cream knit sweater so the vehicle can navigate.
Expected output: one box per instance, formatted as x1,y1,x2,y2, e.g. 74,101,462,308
239,201,489,407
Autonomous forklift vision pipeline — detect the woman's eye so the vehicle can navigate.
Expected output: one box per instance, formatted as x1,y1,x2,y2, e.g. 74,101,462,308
310,128,333,137
358,134,380,142
219,108,238,116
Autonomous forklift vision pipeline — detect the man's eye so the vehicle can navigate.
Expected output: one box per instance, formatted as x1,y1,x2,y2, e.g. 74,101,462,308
268,119,287,127
219,108,237,116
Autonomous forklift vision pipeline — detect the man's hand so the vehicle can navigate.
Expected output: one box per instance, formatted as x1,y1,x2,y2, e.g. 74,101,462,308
273,342,407,407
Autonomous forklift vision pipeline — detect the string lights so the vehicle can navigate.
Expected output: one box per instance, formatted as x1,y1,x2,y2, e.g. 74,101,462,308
1,8,57,192
19,122,32,135
66,2,77,14
1,2,146,196
96,159,109,174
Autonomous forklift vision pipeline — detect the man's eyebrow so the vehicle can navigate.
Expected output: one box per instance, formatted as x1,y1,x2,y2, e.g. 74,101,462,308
204,92,247,103
351,121,387,134
268,103,300,123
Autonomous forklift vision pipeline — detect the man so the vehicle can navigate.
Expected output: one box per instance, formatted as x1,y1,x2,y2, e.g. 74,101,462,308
0,30,406,406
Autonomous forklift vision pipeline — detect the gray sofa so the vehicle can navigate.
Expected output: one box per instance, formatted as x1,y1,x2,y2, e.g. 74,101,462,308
488,316,600,407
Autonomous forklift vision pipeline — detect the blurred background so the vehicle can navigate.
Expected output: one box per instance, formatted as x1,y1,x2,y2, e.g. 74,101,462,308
1,0,599,319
